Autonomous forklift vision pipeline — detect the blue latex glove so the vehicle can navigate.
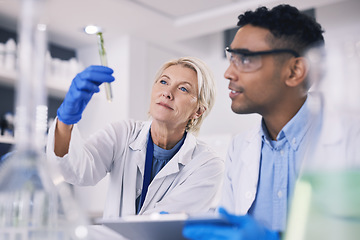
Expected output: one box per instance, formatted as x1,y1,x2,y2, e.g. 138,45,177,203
57,65,114,125
183,207,279,240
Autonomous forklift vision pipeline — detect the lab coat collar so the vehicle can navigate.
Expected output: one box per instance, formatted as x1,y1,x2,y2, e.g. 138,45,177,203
154,132,197,179
129,121,152,177
242,123,263,167
129,120,197,178
129,121,152,151
244,122,262,144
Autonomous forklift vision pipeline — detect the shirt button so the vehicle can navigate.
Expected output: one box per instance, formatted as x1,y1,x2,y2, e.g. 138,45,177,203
137,189,142,195
245,191,252,199
277,191,283,198
280,150,284,156
292,138,297,145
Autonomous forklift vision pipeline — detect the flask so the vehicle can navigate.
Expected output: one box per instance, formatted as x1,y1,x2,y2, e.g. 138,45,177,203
0,0,89,239
284,37,360,240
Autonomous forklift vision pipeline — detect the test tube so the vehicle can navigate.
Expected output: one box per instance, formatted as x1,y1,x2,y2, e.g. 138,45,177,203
96,32,113,102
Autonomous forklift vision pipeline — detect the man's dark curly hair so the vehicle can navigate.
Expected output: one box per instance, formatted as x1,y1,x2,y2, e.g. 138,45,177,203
237,4,325,55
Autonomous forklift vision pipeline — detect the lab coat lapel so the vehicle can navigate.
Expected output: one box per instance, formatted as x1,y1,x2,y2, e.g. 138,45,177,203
127,120,151,213
139,160,181,213
129,121,152,177
242,125,262,169
239,126,262,213
139,133,196,212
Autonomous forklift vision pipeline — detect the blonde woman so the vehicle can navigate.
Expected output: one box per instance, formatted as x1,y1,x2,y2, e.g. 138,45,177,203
46,57,224,218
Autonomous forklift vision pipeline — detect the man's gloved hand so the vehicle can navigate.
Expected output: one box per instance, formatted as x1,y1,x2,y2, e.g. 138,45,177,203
57,65,115,125
183,207,279,240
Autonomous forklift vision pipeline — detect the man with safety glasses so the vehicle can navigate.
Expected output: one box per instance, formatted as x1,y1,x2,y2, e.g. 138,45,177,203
184,4,325,240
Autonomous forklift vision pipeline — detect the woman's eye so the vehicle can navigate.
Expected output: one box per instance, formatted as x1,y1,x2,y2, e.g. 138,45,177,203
179,87,188,92
160,79,167,84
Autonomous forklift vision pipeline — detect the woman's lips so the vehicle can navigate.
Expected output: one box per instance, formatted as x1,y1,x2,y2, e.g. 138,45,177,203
157,102,173,110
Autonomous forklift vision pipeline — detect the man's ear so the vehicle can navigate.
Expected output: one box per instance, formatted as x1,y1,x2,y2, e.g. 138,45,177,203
192,106,206,119
285,57,308,87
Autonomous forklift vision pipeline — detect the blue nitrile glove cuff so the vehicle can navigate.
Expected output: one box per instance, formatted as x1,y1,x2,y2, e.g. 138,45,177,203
217,207,280,240
57,65,114,125
183,207,280,240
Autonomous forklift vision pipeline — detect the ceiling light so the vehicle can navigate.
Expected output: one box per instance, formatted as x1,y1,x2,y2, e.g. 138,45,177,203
84,25,102,35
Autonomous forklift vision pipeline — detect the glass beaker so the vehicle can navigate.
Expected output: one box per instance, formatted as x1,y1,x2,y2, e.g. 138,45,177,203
0,0,89,239
284,37,360,240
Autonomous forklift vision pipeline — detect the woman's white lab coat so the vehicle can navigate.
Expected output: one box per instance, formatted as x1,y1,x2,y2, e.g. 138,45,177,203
46,119,224,218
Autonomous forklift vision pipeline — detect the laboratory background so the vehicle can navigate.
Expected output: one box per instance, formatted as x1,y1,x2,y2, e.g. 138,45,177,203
0,0,359,222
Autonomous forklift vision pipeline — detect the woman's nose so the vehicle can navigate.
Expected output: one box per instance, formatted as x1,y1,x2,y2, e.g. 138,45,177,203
162,90,173,100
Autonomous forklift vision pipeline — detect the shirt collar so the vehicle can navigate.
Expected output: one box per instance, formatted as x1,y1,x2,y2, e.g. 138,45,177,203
153,132,187,161
261,97,312,151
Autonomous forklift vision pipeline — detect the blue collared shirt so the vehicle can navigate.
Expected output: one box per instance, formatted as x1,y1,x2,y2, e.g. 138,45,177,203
248,98,312,231
151,132,186,181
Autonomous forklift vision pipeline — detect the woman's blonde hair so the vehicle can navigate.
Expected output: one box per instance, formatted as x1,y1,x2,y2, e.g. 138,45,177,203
153,57,216,134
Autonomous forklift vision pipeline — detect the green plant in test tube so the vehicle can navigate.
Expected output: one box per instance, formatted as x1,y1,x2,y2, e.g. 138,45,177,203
97,32,113,102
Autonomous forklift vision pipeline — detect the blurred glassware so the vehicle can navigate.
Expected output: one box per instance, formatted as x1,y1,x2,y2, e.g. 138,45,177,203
284,36,360,240
1,112,15,137
0,42,5,68
0,0,89,239
4,38,17,71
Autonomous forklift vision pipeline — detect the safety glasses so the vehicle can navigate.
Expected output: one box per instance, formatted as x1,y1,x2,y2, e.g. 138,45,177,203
225,47,300,72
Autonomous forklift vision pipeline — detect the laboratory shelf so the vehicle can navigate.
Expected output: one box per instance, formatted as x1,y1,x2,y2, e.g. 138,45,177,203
0,135,15,144
0,67,69,99
0,68,16,87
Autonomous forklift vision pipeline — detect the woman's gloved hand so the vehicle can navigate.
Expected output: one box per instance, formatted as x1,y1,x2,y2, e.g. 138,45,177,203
183,207,279,240
57,65,115,125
